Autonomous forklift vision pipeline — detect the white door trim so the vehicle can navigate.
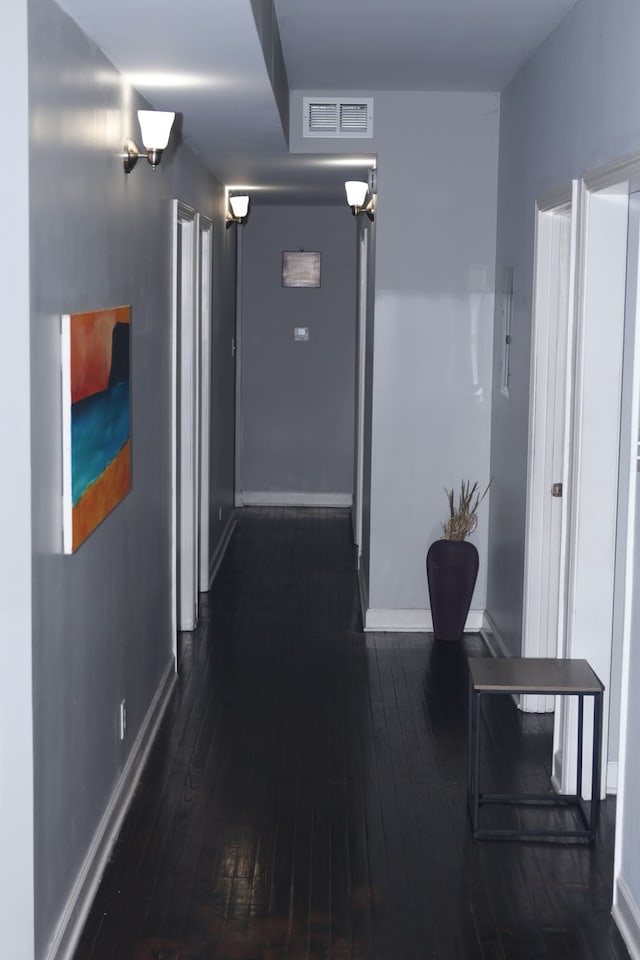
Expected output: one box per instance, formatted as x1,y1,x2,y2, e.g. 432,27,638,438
233,226,243,505
353,226,368,553
613,189,640,936
171,200,199,661
521,181,579,712
556,178,630,798
197,214,213,593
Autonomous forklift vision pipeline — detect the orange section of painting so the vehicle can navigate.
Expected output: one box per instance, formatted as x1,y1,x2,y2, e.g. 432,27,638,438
70,305,130,405
72,440,131,552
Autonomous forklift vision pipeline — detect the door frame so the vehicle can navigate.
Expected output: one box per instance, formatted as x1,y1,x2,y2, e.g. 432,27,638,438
197,214,213,592
612,188,640,944
353,225,368,554
555,167,632,800
171,199,199,662
521,182,579,711
233,223,243,505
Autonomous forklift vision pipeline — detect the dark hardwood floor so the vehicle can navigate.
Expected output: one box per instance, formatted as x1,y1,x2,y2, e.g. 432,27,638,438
73,507,629,960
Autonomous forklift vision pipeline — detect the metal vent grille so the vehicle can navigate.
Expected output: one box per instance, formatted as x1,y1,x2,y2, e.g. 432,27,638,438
340,103,369,134
303,97,373,138
308,102,339,133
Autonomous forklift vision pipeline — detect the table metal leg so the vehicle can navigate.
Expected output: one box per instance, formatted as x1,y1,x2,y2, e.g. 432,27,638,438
577,694,584,799
467,672,473,812
591,690,603,841
472,691,482,836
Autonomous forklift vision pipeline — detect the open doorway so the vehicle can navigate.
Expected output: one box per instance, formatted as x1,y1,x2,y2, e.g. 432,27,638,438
522,183,579,714
171,200,213,667
524,160,640,810
555,178,629,800
197,214,213,593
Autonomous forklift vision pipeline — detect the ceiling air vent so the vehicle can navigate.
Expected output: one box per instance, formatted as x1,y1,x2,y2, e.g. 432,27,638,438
303,97,373,139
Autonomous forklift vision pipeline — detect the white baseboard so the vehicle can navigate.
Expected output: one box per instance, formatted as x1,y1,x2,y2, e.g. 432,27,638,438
482,612,529,709
357,560,369,631
551,748,563,795
237,491,352,508
551,752,617,797
208,513,237,589
614,876,640,960
45,661,176,960
480,611,510,658
364,607,484,633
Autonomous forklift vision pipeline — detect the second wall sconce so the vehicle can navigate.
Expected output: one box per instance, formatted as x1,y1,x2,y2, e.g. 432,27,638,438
124,110,176,174
226,194,251,227
345,173,376,221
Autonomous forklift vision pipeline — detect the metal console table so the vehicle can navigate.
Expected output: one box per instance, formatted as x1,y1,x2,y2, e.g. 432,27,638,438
467,657,604,842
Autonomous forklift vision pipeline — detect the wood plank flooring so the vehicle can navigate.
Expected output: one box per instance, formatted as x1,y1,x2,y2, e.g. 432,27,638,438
73,507,630,959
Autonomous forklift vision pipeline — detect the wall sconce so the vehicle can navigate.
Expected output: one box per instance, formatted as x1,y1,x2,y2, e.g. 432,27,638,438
226,194,251,227
345,175,375,221
124,110,175,173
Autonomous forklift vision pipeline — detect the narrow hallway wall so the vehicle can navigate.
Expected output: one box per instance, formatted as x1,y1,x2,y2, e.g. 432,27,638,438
237,204,357,505
28,0,234,954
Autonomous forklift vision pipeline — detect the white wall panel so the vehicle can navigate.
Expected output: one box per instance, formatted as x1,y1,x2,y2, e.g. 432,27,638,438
0,2,34,957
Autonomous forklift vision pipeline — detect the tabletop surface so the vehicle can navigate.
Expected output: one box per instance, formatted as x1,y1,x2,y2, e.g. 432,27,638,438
468,657,604,694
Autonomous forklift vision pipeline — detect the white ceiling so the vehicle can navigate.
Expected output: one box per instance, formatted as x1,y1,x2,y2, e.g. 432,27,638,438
54,0,579,205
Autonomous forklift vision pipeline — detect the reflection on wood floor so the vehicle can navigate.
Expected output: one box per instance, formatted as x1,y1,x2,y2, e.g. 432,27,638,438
74,507,629,959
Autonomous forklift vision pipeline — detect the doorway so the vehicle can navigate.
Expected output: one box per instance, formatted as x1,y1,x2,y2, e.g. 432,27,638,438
554,178,629,799
523,161,640,807
171,201,213,665
197,214,213,593
522,183,579,713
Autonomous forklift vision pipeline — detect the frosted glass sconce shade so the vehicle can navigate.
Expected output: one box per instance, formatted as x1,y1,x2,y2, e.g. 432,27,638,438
123,109,176,173
227,194,251,227
345,180,368,208
344,178,375,221
229,195,250,219
137,110,175,151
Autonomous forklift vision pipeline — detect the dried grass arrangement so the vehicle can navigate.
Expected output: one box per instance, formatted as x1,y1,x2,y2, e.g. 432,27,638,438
442,479,491,541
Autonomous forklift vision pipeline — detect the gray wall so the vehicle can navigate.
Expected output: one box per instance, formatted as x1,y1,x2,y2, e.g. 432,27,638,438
371,93,498,616
290,90,499,618
26,0,236,954
250,0,289,139
238,204,357,501
1,2,34,956
489,0,640,933
488,0,640,652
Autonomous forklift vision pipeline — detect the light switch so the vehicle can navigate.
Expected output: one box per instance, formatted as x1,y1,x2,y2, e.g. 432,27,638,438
294,327,309,341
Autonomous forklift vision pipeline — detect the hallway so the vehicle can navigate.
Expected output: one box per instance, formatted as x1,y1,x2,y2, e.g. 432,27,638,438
73,508,629,960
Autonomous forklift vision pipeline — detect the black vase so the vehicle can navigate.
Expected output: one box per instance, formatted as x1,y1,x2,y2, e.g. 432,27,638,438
426,539,479,642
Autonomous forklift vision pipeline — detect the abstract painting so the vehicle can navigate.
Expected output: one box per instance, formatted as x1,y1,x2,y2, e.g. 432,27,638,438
62,305,131,553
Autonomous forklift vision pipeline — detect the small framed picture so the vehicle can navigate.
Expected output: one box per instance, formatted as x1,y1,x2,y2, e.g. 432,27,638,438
282,250,321,288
